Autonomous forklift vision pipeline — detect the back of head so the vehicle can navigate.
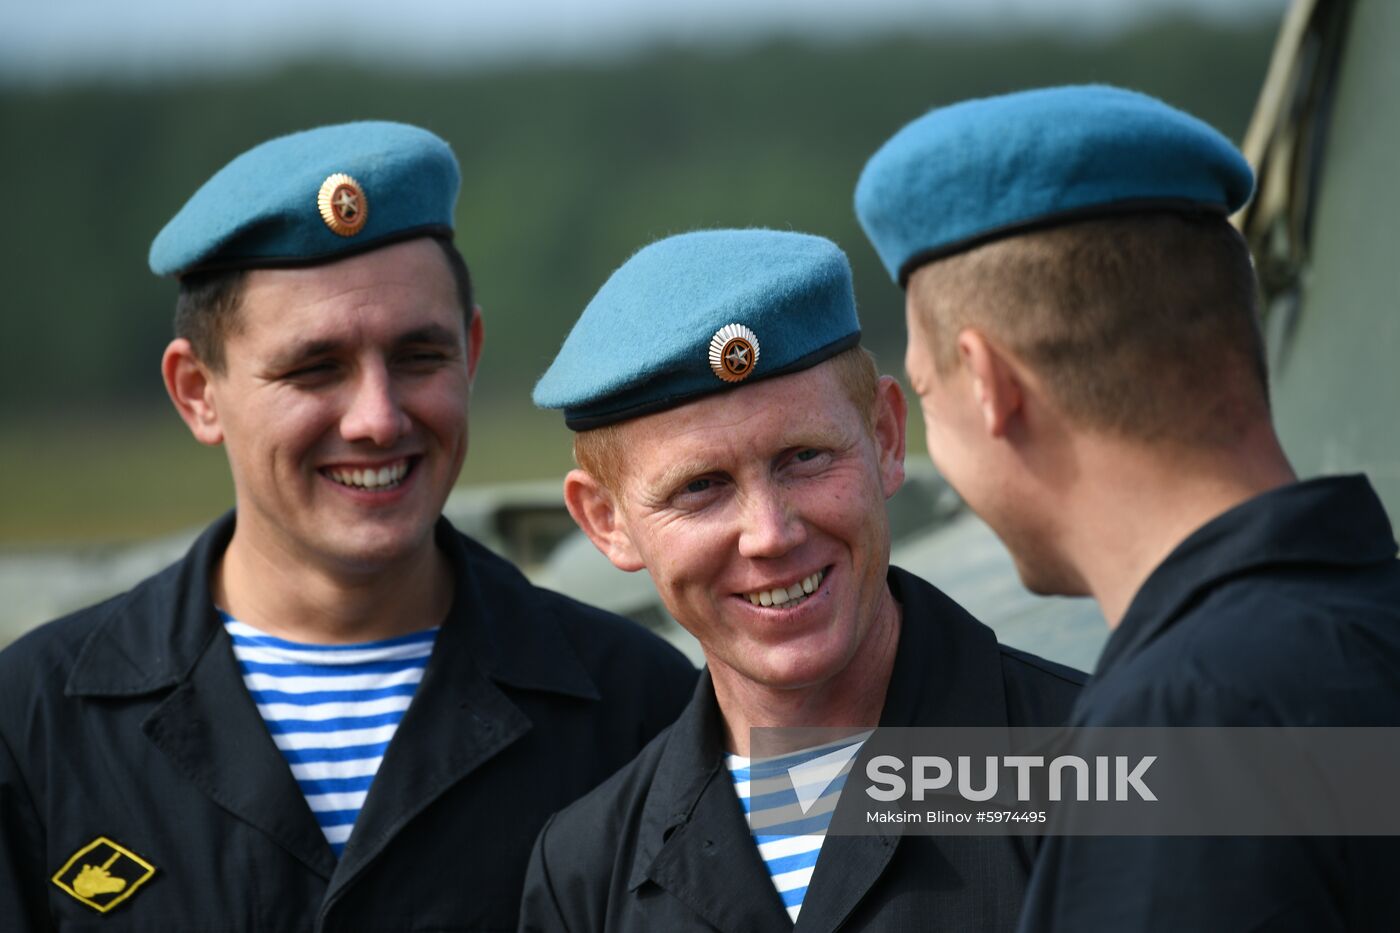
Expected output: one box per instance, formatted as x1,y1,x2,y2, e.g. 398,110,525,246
856,85,1267,446
910,210,1268,445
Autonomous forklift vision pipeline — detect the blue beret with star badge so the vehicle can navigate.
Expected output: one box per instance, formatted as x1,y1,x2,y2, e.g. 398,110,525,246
533,229,862,430
855,84,1255,286
149,121,459,277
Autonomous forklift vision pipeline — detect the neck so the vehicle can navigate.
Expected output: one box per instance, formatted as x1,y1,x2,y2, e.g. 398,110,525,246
214,525,453,645
1061,424,1296,628
710,586,902,757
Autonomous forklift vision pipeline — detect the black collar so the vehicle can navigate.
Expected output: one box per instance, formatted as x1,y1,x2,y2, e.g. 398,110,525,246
628,564,1013,888
66,511,598,701
1095,474,1397,678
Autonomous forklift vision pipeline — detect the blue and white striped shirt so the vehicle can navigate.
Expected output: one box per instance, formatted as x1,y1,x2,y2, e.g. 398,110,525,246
725,734,869,923
222,614,438,857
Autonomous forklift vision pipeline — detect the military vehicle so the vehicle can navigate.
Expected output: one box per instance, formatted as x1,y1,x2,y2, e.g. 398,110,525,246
1238,0,1399,518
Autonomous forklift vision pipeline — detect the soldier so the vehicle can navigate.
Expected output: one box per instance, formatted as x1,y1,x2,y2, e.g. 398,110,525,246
0,121,695,930
520,229,1084,930
855,85,1400,929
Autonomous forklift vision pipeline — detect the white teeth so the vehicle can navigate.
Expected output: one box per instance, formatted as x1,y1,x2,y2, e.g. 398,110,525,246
328,460,409,490
744,570,824,609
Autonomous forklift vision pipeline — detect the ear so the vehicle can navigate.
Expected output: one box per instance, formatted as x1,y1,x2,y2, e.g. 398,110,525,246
563,468,645,572
465,305,485,386
872,375,908,499
162,338,224,446
956,329,1024,440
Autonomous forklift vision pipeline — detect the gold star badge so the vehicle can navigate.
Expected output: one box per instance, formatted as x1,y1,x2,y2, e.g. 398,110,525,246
317,172,368,237
52,836,156,914
708,323,760,383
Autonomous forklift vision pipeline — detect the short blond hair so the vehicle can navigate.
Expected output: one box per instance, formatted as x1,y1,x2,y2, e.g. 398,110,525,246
574,346,879,491
909,211,1268,444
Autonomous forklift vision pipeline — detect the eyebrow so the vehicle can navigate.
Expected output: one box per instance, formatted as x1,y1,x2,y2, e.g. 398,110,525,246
643,458,724,503
636,425,851,502
269,324,462,371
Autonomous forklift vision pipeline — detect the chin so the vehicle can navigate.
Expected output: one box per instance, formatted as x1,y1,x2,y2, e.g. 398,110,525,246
324,529,432,573
1011,554,1086,598
742,643,853,693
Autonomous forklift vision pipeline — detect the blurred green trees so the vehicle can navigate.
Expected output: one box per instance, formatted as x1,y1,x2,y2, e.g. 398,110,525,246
0,16,1276,540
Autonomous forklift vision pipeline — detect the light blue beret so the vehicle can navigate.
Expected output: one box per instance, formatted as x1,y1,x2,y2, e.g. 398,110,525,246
533,229,862,430
149,121,459,277
855,84,1255,285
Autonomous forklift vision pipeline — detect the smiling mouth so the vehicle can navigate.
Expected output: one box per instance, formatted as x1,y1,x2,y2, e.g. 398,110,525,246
322,457,415,491
742,569,826,609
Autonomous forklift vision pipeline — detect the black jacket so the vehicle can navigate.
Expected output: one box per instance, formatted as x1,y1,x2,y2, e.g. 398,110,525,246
520,567,1085,932
0,513,697,931
1018,475,1400,932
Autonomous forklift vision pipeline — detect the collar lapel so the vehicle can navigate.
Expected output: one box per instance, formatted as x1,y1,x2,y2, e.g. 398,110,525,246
67,513,338,878
884,567,1011,728
792,834,899,933
142,623,337,878
68,513,236,697
630,673,793,931
322,519,596,908
1096,475,1398,678
321,602,531,906
794,570,1015,931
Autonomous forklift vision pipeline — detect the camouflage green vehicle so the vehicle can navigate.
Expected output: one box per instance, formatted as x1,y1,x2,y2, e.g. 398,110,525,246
1239,0,1400,518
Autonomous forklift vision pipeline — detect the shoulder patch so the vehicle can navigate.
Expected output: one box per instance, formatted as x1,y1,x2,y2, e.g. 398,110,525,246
51,836,156,913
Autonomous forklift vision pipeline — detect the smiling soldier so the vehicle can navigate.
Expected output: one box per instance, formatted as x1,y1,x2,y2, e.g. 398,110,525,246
520,229,1085,931
0,122,695,930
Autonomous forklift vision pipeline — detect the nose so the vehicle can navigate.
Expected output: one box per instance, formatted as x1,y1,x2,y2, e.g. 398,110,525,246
736,484,806,560
340,362,411,447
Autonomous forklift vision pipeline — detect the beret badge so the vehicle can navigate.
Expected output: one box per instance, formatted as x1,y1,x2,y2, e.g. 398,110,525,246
317,172,368,237
708,323,760,383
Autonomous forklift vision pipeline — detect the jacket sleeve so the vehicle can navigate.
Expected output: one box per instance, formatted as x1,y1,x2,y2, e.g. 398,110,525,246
518,814,575,933
0,724,52,931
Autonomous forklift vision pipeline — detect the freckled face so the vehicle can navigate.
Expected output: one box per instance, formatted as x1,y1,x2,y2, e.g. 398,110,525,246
608,362,905,690
207,238,477,575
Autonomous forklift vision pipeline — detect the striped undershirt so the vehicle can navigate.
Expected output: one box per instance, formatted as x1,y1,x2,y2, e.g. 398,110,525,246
221,613,438,857
725,733,869,923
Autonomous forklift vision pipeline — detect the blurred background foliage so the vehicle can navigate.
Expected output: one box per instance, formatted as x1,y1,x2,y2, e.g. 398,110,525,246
0,15,1276,544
